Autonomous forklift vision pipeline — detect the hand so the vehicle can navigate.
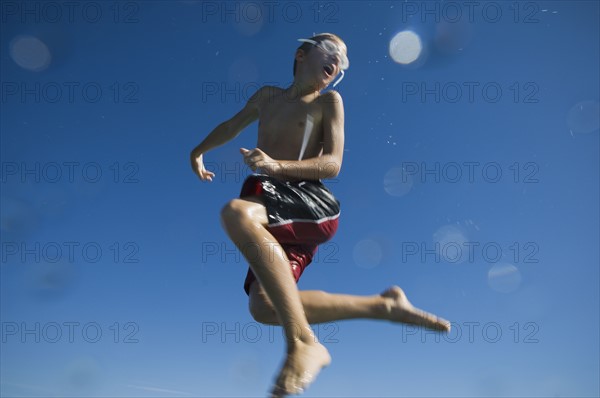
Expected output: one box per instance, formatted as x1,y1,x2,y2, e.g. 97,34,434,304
240,147,280,176
191,151,215,182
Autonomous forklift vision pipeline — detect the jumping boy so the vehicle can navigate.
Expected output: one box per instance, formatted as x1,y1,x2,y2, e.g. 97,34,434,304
191,33,450,397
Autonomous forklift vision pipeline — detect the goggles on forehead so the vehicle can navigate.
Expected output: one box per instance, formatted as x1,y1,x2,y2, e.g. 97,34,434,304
298,38,349,87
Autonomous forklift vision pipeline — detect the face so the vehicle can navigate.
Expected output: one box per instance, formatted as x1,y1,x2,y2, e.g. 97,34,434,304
298,38,348,87
315,39,349,70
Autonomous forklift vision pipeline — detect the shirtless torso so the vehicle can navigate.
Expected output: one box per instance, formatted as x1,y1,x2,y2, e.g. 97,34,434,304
256,87,327,161
234,85,344,182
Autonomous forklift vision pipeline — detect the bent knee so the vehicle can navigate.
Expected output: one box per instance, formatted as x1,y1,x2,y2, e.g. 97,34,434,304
249,302,277,325
220,198,266,228
220,199,247,226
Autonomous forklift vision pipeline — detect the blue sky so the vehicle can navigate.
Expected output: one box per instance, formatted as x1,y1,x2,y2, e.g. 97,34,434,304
1,1,599,397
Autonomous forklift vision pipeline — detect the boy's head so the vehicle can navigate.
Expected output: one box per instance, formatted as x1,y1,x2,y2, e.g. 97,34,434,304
293,33,348,88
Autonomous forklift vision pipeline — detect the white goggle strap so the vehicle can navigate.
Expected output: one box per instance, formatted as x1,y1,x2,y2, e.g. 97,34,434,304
297,38,317,46
332,70,344,88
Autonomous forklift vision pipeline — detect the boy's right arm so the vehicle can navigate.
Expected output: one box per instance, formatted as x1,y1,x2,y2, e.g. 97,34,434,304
191,87,264,181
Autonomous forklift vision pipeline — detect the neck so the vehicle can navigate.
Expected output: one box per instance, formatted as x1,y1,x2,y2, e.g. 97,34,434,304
287,78,324,99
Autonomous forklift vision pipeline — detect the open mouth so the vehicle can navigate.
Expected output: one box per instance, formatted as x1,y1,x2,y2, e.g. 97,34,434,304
323,64,334,76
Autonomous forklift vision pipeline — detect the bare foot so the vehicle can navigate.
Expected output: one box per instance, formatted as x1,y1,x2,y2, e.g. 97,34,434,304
381,286,451,332
270,339,331,397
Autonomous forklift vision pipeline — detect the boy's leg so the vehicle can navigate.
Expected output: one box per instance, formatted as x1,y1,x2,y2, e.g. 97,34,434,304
249,282,451,331
220,197,330,395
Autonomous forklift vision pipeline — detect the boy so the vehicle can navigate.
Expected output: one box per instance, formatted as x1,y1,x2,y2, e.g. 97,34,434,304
191,33,450,397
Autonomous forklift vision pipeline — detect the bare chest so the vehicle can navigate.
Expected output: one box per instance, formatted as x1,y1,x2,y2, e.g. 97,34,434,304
257,98,324,160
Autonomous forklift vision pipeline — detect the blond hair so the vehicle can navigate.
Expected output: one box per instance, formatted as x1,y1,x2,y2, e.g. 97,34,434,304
293,33,347,76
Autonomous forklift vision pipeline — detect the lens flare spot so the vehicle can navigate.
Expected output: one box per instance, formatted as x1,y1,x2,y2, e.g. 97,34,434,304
384,167,414,197
10,35,52,72
389,31,422,65
353,239,383,269
63,357,102,394
26,260,78,300
433,225,468,263
434,20,472,54
1,196,40,241
567,100,600,134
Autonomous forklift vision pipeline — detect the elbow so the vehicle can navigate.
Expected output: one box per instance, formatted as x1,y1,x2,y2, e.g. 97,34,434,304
330,165,340,179
323,161,341,179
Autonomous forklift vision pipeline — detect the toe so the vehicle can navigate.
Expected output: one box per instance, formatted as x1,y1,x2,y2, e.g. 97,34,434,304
271,380,297,397
437,317,451,332
427,312,451,332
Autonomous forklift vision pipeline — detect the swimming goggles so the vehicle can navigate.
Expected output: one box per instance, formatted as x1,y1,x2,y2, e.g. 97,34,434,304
297,38,349,87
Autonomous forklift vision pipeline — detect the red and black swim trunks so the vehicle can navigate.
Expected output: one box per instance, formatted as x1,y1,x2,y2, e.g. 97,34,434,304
239,174,340,295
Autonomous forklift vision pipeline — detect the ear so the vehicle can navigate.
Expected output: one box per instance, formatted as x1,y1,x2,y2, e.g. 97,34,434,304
295,49,306,63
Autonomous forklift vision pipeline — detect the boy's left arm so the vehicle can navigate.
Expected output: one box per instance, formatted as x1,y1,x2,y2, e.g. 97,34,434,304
242,91,344,180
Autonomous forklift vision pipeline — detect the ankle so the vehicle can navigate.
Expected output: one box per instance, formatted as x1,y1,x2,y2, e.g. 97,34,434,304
286,326,320,347
374,295,392,319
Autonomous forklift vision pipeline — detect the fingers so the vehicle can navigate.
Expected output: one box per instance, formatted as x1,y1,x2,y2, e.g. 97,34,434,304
240,147,265,159
199,170,215,182
241,148,257,164
245,157,262,170
191,159,215,182
197,162,215,181
194,169,213,182
241,148,260,171
241,148,271,173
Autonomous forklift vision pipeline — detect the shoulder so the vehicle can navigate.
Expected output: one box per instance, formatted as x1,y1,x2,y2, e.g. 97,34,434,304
317,90,343,106
246,85,283,109
252,85,284,101
317,90,344,114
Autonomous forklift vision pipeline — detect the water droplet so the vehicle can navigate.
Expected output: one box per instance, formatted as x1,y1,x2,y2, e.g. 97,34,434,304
488,263,522,293
384,167,413,197
567,100,599,134
433,225,468,263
